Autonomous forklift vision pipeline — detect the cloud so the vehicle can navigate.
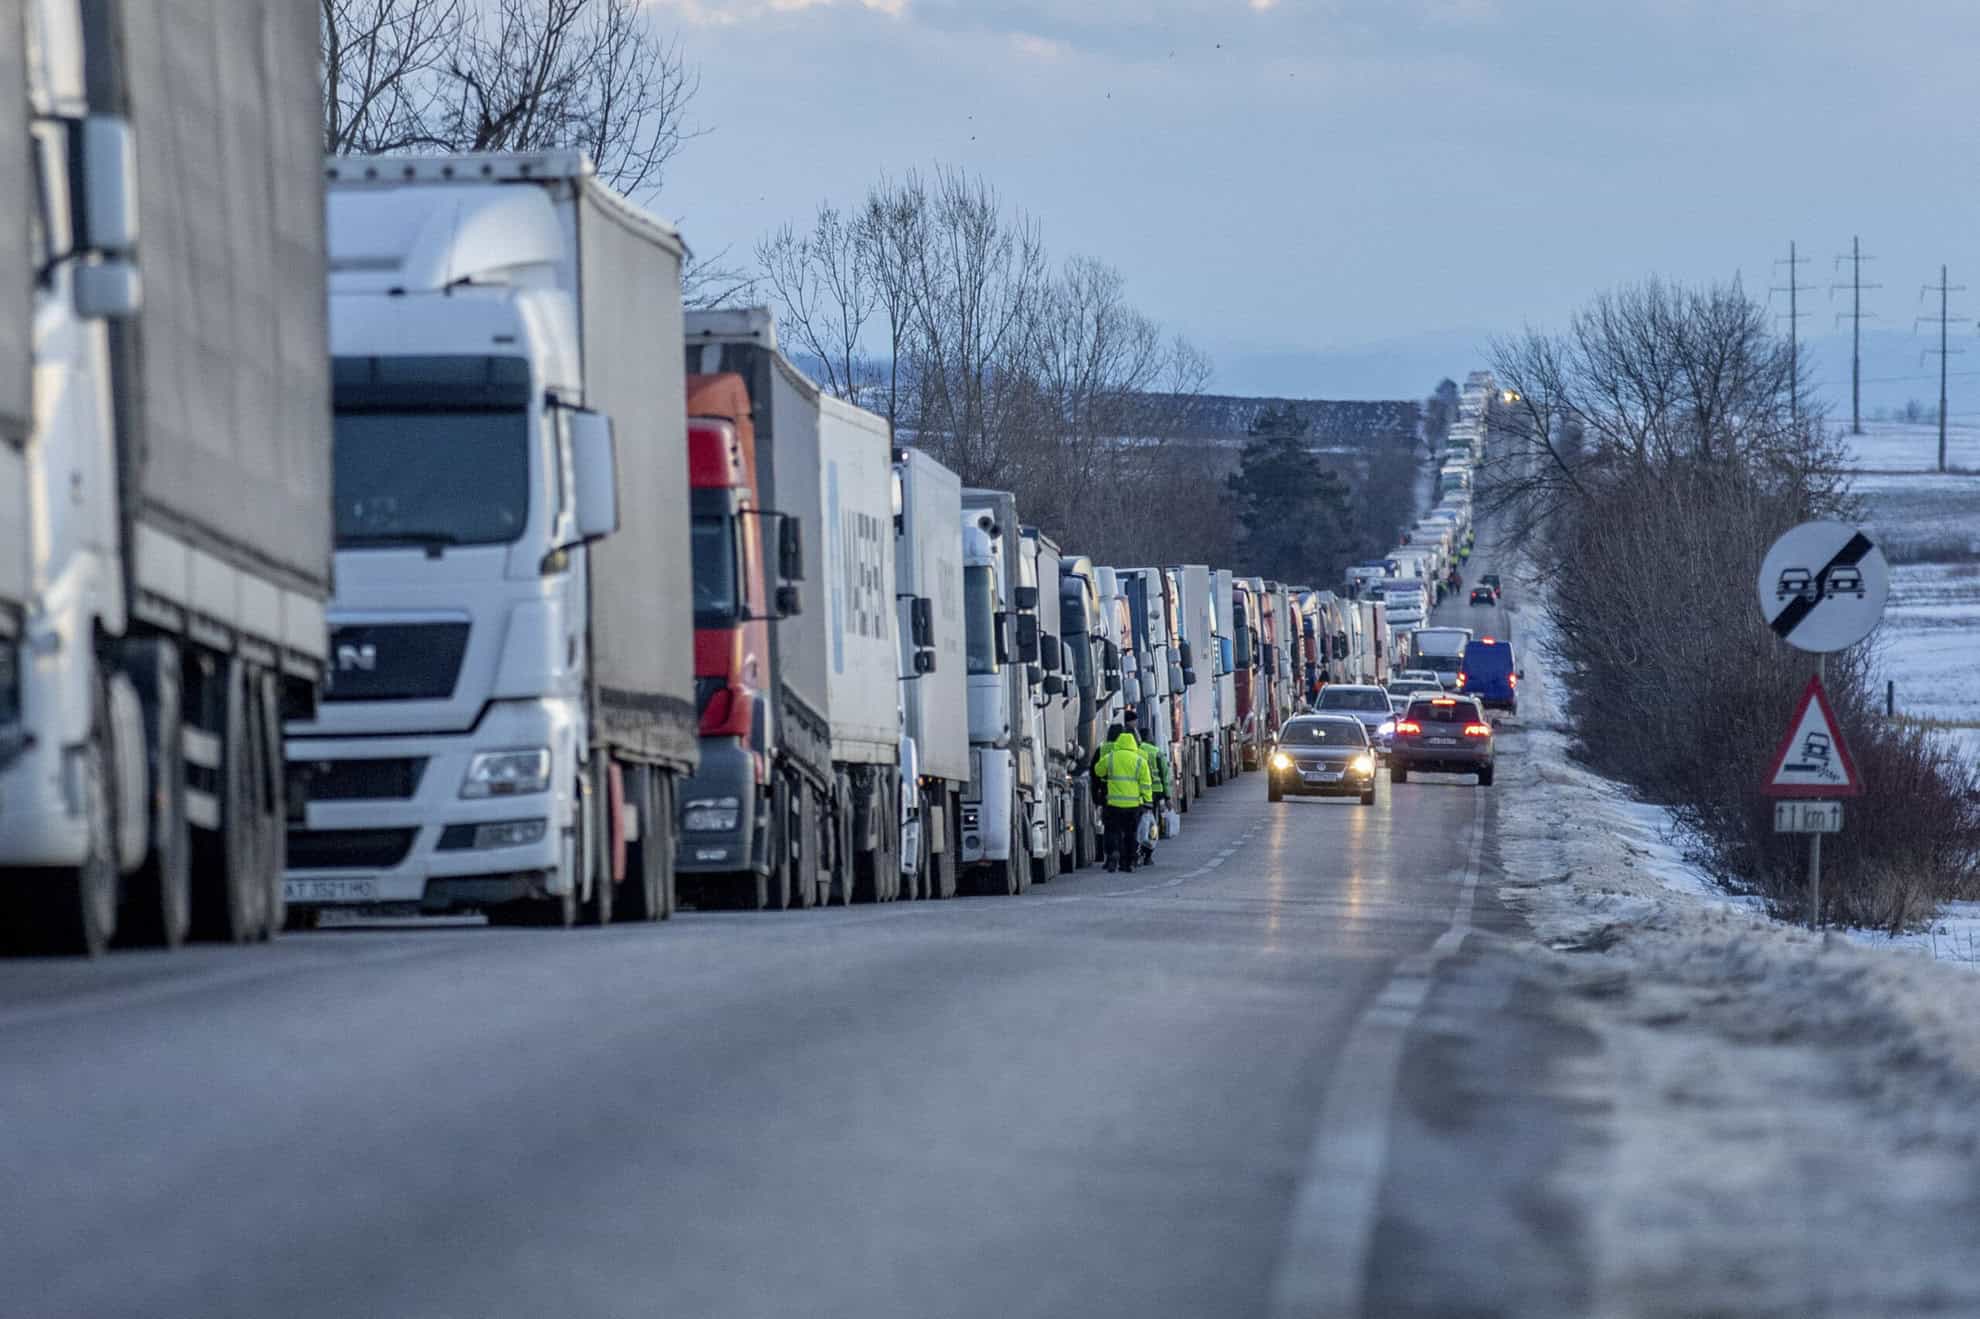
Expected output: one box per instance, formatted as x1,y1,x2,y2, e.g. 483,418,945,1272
649,0,907,26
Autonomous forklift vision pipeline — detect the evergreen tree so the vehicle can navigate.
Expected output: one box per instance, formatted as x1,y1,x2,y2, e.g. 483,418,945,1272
1226,405,1353,584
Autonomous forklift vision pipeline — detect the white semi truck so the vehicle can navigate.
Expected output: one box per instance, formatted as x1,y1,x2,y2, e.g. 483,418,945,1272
0,0,330,954
285,152,697,927
894,446,966,899
960,489,1043,894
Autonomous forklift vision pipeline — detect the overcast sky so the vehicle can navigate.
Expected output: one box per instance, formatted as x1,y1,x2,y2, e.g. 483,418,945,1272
654,0,1980,398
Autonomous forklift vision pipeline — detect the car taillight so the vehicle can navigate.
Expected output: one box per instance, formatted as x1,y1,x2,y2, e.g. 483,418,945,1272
1509,673,1519,688
1464,722,1492,737
1395,720,1420,735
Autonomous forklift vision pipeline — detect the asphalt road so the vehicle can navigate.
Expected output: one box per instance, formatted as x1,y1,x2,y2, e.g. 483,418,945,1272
1,578,1588,1319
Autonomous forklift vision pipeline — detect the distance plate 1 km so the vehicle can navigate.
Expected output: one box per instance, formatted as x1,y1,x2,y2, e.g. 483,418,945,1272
1756,520,1890,653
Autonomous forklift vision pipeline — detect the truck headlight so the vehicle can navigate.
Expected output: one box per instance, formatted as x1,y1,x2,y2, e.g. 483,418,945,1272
459,748,551,798
682,797,741,832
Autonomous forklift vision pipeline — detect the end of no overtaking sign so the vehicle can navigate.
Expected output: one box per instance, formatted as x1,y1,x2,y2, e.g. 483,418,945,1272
1756,520,1890,654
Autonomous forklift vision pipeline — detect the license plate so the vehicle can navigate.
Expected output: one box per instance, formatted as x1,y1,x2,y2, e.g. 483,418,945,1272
1304,771,1342,783
285,877,379,904
1428,737,1458,746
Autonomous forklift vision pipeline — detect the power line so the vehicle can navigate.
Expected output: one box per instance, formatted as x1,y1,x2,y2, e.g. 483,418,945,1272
1831,236,1879,435
1772,240,1812,420
1915,265,1968,473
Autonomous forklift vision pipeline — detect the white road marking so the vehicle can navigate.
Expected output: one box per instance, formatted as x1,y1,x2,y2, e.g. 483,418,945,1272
1266,795,1485,1318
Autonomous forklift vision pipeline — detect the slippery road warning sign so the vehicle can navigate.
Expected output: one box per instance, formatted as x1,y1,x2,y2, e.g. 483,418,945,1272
1756,520,1889,653
1763,676,1861,798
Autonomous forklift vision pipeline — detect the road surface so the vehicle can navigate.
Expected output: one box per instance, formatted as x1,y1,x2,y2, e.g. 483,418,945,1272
3,584,1594,1319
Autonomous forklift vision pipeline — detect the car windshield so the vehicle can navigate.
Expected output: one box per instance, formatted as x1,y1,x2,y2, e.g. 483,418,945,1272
1409,700,1479,725
334,409,530,547
964,566,997,674
1319,689,1391,713
1281,718,1366,746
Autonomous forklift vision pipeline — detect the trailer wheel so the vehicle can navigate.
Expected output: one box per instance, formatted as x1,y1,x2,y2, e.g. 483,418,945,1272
190,657,271,943
616,767,664,922
1012,791,1031,895
582,762,615,926
253,668,286,939
119,642,190,949
931,792,958,899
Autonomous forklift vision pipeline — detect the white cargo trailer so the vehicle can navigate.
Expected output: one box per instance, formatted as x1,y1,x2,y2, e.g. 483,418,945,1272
895,446,966,899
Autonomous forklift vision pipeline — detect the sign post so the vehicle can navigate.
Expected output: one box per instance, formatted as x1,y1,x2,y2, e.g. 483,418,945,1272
1756,522,1885,929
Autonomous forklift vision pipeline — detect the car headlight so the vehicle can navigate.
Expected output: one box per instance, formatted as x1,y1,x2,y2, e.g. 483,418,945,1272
682,798,741,832
1353,754,1375,775
1270,751,1292,770
1376,720,1395,736
459,748,551,798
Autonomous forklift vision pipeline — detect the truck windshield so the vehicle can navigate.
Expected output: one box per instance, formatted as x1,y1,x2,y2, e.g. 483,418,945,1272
334,410,529,547
692,515,741,624
965,566,997,674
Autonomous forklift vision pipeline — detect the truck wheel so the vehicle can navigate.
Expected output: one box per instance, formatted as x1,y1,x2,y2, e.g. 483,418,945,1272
191,657,270,943
583,763,614,926
10,669,120,956
616,767,664,922
754,782,791,911
932,794,958,899
119,644,190,949
253,668,286,939
1012,792,1031,895
790,782,816,909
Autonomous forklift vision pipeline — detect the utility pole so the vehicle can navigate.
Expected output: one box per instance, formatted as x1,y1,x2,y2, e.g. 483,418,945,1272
1916,266,1967,473
1773,241,1811,423
1831,236,1878,435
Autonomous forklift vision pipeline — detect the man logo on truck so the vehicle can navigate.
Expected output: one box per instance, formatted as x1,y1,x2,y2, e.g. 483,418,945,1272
336,643,378,672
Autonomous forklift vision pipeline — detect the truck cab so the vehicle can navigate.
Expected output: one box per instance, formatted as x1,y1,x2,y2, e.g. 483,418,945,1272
959,491,1040,894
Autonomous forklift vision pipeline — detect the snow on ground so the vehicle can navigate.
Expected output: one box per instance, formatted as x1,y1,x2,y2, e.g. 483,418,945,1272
1840,417,1980,472
1492,558,1980,1316
1847,431,1980,767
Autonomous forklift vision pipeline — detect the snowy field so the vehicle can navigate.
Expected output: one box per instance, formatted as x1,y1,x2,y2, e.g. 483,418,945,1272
1840,417,1980,472
1845,428,1980,767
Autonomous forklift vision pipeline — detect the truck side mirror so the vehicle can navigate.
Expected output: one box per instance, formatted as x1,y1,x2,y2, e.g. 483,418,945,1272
72,115,139,255
568,409,619,541
911,596,935,649
778,516,804,583
73,262,140,320
1042,673,1065,696
1334,634,1348,661
1169,662,1185,691
1182,668,1198,687
1013,585,1039,611
994,612,1012,666
1039,633,1061,671
915,648,937,675
1015,614,1040,664
1178,640,1194,671
775,584,802,618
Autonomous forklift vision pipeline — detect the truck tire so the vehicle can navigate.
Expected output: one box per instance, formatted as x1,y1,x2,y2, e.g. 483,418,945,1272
792,782,818,909
6,668,120,956
190,657,272,943
753,780,792,911
583,763,614,926
1012,792,1031,895
254,668,287,939
616,767,665,922
119,642,190,949
931,793,958,899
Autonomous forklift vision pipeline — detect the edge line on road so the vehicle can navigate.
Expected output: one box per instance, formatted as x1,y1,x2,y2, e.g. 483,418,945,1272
1265,793,1486,1319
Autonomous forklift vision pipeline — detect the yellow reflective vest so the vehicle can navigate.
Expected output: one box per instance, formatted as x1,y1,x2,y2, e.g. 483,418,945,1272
1093,733,1152,809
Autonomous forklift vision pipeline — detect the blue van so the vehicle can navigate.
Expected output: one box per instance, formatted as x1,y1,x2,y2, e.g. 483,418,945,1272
1457,638,1518,713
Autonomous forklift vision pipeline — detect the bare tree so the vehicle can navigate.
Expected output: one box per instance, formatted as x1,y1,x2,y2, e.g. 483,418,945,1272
321,0,700,200
756,205,879,405
321,0,465,154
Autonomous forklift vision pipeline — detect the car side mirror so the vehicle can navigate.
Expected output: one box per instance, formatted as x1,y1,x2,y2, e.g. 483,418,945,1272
568,409,619,541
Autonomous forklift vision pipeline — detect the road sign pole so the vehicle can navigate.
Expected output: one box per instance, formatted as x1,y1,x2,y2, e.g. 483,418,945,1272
1809,653,1824,929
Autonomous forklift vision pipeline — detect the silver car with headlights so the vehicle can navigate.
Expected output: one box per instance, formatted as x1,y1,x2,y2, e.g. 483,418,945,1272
1316,683,1400,755
1267,715,1378,806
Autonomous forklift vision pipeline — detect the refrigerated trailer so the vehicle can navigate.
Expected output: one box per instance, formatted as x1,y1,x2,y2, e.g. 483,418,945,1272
681,309,903,905
287,151,696,927
1176,564,1218,794
1,0,330,954
960,489,1042,894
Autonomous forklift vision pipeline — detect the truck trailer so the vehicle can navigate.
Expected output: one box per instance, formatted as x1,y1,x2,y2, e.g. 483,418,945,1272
896,447,966,900
2,0,331,954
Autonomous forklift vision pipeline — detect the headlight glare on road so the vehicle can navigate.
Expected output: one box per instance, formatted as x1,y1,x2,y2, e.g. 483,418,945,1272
459,748,551,798
1270,751,1292,771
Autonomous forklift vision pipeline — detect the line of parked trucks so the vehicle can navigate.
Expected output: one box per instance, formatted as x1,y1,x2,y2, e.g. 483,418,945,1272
0,1,1466,953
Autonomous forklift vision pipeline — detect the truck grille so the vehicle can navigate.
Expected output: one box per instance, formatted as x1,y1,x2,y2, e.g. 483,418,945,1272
293,758,427,802
287,828,419,870
322,623,470,702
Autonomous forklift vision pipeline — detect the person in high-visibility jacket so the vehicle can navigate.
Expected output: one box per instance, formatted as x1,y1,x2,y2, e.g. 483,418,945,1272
1136,726,1170,864
1093,719,1151,873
